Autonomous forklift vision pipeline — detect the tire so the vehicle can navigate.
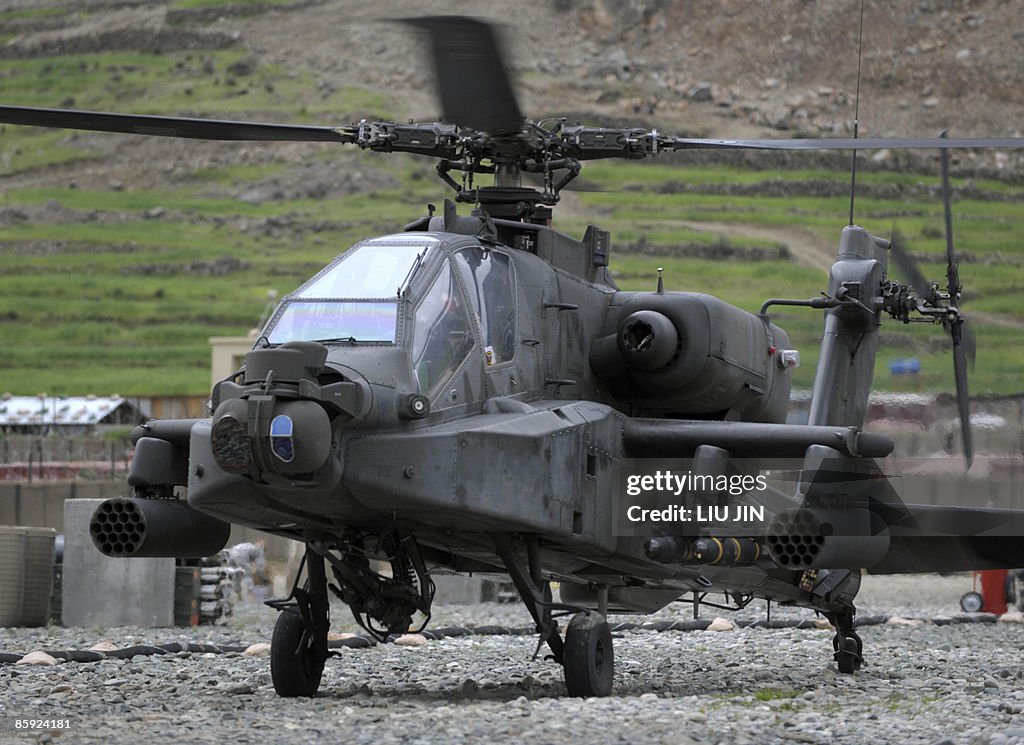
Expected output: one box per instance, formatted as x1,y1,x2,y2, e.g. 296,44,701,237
960,591,984,613
836,637,861,674
563,612,614,697
271,609,326,697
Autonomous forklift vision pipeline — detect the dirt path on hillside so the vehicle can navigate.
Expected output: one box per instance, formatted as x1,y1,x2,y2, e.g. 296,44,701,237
679,220,834,272
669,220,1024,332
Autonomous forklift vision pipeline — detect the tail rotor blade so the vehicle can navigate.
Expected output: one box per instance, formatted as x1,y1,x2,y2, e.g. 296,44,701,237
963,319,977,370
889,227,932,297
952,320,973,470
939,132,962,302
940,132,972,469
891,218,974,469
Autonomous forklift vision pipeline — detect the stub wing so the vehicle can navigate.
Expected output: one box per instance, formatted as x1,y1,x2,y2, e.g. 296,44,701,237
870,505,1024,574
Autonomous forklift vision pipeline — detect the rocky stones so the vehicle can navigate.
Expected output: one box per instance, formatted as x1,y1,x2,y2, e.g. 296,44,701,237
16,651,59,666
706,617,736,632
0,6,237,60
887,616,926,626
394,634,428,647
1,588,1019,744
687,82,714,102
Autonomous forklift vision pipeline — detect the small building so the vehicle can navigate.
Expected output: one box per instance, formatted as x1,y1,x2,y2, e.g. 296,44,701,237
0,395,147,436
209,335,256,389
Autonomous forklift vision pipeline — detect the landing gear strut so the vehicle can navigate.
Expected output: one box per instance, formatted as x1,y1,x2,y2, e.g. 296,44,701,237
268,546,330,697
493,534,614,697
325,529,435,642
266,530,435,697
826,605,863,674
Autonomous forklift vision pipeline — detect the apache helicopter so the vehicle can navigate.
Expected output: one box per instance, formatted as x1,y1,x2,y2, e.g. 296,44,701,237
3,16,1024,699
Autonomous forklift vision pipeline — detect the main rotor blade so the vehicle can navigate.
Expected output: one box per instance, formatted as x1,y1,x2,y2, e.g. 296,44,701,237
671,135,1024,151
404,16,523,135
0,105,355,143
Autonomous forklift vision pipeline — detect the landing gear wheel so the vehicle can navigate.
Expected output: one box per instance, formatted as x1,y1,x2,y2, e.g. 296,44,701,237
960,591,984,613
563,612,614,697
834,634,863,674
826,604,863,674
271,609,326,697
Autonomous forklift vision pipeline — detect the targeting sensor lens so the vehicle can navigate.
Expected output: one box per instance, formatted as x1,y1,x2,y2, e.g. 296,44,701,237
270,414,295,463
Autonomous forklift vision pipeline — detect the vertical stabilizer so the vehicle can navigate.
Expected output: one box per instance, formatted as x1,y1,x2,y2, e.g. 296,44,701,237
807,226,889,428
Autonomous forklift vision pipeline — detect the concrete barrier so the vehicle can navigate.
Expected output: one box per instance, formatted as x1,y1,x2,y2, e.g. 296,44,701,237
62,499,175,627
431,574,485,605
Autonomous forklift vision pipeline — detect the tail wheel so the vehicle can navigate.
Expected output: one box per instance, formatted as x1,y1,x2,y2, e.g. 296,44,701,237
563,612,614,697
835,635,863,674
271,609,326,697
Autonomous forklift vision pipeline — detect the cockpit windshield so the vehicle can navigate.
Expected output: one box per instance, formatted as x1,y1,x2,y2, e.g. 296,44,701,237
266,301,398,344
298,238,434,299
263,237,435,345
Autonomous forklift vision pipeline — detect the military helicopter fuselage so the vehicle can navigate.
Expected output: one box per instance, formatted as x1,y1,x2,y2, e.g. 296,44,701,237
122,203,797,603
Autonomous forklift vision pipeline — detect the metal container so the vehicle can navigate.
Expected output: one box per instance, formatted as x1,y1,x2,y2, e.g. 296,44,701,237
0,526,57,627
174,565,200,627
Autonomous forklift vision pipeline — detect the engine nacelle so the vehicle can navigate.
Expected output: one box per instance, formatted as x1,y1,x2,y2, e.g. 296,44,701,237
590,292,793,422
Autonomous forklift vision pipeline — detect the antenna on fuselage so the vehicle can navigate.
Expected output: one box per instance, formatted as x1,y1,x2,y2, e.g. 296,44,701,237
848,0,866,226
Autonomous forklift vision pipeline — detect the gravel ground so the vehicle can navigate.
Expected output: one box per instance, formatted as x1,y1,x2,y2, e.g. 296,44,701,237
2,574,1023,745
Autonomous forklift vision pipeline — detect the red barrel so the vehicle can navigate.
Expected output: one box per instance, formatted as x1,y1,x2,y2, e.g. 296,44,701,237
979,569,1009,615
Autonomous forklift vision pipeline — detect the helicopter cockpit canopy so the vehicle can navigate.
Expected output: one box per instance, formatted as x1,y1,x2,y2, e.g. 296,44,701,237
264,237,436,345
411,258,474,396
411,244,518,397
261,234,518,403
